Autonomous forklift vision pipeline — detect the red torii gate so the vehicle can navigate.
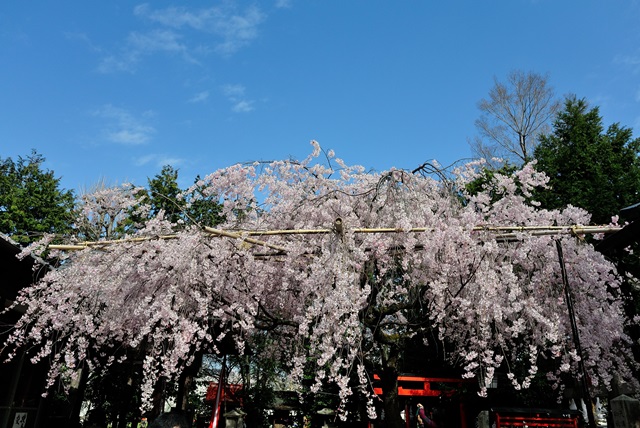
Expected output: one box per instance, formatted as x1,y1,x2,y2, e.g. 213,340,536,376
207,371,474,428
372,375,474,428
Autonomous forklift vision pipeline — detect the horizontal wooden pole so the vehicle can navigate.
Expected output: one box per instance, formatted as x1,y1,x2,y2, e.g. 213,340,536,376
47,224,623,252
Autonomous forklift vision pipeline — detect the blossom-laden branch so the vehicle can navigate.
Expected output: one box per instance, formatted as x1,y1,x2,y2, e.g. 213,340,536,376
2,141,637,415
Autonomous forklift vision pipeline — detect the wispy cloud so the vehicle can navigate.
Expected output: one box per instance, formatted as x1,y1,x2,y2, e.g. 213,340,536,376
98,29,192,73
615,52,640,73
135,3,265,55
221,84,255,113
94,104,156,145
65,32,102,53
222,84,246,98
231,100,254,113
188,90,210,103
275,0,293,8
128,29,188,54
98,3,265,72
134,153,185,168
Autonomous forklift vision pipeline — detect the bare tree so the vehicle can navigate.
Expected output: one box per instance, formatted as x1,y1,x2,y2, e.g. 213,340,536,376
470,70,561,166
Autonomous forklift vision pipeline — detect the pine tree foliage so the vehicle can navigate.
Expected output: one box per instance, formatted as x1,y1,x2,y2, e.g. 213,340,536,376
0,150,75,244
534,97,640,224
143,165,186,224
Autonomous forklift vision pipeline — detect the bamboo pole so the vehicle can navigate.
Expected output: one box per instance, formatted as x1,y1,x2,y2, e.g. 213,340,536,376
237,225,622,236
203,227,288,253
49,244,90,251
49,235,179,250
49,229,288,253
47,224,623,252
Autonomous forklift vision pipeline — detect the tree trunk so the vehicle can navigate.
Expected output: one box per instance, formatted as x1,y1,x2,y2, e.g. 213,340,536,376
378,345,405,428
176,353,203,412
68,364,89,428
117,399,130,428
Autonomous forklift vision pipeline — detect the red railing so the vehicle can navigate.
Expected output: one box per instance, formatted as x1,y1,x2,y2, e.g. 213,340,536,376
493,409,581,428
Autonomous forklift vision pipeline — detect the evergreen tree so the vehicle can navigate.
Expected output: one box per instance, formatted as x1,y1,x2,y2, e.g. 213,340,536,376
0,150,75,244
134,166,223,228
534,97,640,224
145,165,186,224
186,175,224,228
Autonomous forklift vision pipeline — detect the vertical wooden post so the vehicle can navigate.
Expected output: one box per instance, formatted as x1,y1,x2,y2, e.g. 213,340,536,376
459,402,467,428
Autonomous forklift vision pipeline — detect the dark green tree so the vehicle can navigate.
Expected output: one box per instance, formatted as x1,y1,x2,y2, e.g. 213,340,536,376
534,97,640,225
132,166,223,229
144,165,186,224
0,150,75,244
186,175,224,228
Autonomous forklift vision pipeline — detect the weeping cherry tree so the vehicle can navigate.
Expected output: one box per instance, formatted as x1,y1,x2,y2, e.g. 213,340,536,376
2,142,637,428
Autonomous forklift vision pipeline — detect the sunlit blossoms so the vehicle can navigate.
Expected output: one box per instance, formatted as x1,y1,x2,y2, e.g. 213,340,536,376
2,142,637,415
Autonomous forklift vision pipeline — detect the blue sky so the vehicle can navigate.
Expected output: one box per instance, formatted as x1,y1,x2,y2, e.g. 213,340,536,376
2,1,640,193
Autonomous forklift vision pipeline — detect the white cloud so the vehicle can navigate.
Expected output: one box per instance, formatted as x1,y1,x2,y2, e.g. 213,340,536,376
108,129,151,145
134,4,212,29
134,3,265,55
189,91,210,103
98,4,264,72
98,53,137,74
275,0,293,8
221,83,246,98
221,84,255,113
212,6,264,55
94,105,156,145
98,29,194,73
232,100,254,113
65,32,102,53
134,154,185,168
128,29,188,54
614,52,640,73
616,54,640,66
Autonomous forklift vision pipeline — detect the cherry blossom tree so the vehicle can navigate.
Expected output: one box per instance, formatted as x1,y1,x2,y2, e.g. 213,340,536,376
2,142,637,428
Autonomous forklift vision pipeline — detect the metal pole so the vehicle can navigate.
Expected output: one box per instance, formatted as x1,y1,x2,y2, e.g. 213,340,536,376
555,240,596,428
208,356,227,428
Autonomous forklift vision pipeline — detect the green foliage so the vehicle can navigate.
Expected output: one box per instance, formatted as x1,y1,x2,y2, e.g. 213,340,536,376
187,175,224,228
533,97,640,224
83,360,143,426
130,166,224,229
0,150,75,244
236,337,280,428
144,165,186,224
